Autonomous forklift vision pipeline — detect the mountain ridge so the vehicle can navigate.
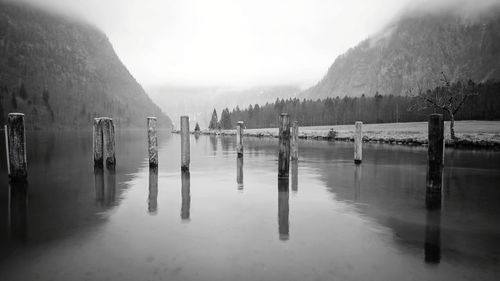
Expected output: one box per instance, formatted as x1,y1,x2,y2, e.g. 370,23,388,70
0,1,172,130
302,7,500,99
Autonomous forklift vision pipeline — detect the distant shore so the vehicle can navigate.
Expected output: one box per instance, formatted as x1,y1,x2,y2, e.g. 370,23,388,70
173,121,500,150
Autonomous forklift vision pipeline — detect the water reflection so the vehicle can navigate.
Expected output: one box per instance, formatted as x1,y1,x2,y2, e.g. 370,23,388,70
148,167,158,215
94,167,117,207
426,162,443,193
8,181,28,242
278,179,289,241
220,136,231,154
237,157,243,190
424,205,442,264
354,165,362,201
181,171,191,221
209,135,217,154
291,160,298,192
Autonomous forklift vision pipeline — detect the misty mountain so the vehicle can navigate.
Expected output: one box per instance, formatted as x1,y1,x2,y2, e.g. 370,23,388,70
148,85,300,129
0,1,171,130
302,8,500,99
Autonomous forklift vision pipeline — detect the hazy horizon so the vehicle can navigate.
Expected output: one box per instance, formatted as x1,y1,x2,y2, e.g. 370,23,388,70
10,0,500,91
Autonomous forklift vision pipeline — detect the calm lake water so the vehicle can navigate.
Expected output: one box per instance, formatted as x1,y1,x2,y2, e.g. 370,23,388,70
0,131,499,281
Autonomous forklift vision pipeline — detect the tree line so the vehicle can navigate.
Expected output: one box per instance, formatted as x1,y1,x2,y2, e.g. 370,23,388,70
207,80,500,130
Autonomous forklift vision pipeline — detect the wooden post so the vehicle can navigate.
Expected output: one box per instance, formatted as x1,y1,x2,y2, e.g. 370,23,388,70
147,117,158,167
278,113,290,179
291,121,299,160
4,125,10,175
354,121,362,164
426,114,444,193
181,170,191,220
278,179,289,241
180,116,190,171
6,113,27,181
148,167,158,215
101,118,116,168
237,157,243,190
236,121,244,158
93,118,103,167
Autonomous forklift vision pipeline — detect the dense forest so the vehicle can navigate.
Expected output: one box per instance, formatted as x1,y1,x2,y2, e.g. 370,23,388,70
209,81,500,129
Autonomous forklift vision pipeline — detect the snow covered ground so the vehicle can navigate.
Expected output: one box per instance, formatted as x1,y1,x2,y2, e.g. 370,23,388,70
199,121,500,149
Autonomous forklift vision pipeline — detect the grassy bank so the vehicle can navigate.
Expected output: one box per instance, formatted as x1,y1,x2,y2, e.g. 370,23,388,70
181,121,500,150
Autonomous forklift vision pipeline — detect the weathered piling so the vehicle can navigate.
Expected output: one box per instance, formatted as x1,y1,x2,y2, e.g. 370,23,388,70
278,113,291,179
236,121,244,157
101,118,116,168
181,170,191,220
291,121,299,160
6,113,27,180
93,118,103,167
180,116,190,171
147,117,158,167
354,121,363,164
278,179,289,241
426,114,444,194
148,167,158,215
237,157,243,190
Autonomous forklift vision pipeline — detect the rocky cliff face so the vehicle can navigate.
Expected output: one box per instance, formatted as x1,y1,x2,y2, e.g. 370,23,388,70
303,9,500,99
0,1,171,130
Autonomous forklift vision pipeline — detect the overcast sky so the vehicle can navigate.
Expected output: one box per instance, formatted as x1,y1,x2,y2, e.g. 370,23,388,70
14,0,500,89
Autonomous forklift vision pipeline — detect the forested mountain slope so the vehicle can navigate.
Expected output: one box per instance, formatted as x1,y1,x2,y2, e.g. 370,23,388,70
303,8,500,99
0,1,171,129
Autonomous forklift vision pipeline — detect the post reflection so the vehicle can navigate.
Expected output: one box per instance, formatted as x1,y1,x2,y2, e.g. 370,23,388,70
278,179,289,241
148,167,158,215
354,165,362,201
181,170,191,221
8,181,28,242
291,160,298,192
209,135,217,154
424,189,442,264
94,167,116,207
237,157,243,190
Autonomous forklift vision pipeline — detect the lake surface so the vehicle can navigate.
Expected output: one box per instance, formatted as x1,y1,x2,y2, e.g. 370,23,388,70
0,131,499,281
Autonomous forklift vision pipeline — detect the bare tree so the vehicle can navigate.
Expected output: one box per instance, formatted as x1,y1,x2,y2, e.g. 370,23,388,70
409,72,478,140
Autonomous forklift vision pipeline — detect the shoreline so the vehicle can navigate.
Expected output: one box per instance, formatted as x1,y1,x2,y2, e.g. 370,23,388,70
173,121,500,150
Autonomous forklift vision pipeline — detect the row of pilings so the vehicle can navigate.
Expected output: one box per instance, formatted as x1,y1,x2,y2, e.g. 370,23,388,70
3,112,445,197
3,112,445,259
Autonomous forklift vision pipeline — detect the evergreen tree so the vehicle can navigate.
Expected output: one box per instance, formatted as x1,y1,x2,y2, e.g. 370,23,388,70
219,108,232,129
194,122,200,132
208,109,218,130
